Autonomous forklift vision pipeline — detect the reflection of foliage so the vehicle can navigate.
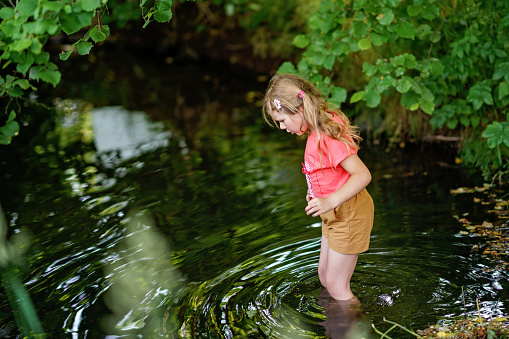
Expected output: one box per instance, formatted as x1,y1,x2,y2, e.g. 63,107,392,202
0,205,46,338
102,211,184,335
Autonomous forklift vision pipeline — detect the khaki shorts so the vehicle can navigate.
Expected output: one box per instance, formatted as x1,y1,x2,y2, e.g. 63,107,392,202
320,188,374,254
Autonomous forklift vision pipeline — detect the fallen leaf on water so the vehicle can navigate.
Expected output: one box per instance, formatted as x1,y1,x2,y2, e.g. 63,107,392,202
482,221,494,227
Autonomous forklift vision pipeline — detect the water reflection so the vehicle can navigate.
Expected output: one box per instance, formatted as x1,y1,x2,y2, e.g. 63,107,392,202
318,289,366,339
92,106,172,165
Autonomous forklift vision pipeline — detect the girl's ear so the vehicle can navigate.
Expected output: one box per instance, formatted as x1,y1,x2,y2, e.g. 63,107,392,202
298,106,304,113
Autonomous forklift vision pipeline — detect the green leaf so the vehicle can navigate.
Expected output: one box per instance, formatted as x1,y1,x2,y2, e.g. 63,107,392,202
60,11,94,35
378,75,396,91
404,54,417,69
358,38,371,50
16,53,34,74
297,58,310,73
471,115,480,127
429,59,445,75
293,35,309,48
313,51,326,66
501,15,509,28
352,21,369,38
482,91,494,105
0,134,12,144
460,115,470,127
278,61,297,74
467,82,493,109
407,5,422,17
377,8,394,26
493,62,509,81
362,62,378,76
330,86,347,106
499,82,509,100
482,122,509,148
34,51,50,64
401,92,420,109
30,38,43,54
396,22,417,39
350,91,365,103
154,9,172,22
363,89,381,107
323,55,335,70
417,24,433,40
308,15,323,30
445,117,458,129
0,130,10,144
79,0,101,12
321,18,336,34
0,7,15,19
90,25,110,42
0,120,19,137
10,39,32,52
59,48,74,61
16,0,37,16
29,65,41,80
41,2,65,11
421,4,440,20
7,111,16,123
14,79,30,90
370,33,385,46
391,54,406,67
378,61,392,74
9,86,24,97
40,68,61,87
395,67,406,76
35,19,60,35
77,41,93,55
385,0,403,6
420,100,434,114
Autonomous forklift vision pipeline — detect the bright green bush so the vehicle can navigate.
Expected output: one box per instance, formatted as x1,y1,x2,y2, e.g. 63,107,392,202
280,0,509,180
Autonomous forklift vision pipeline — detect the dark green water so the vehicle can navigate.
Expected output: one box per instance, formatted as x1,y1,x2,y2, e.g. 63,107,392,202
1,52,508,338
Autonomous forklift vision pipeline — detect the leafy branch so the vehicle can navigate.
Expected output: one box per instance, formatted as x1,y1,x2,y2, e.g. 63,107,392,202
0,0,174,145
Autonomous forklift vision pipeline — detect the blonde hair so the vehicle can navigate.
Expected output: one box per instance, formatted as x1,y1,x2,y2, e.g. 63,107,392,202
262,73,362,166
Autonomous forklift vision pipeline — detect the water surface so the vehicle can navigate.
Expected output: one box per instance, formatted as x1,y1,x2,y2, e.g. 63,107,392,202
0,54,507,338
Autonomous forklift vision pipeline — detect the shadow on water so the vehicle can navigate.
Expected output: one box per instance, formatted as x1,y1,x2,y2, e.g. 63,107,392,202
0,51,508,338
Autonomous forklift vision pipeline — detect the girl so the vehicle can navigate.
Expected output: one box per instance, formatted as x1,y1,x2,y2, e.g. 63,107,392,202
262,74,374,301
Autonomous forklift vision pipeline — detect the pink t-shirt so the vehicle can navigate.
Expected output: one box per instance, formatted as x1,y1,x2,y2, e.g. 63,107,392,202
303,115,357,198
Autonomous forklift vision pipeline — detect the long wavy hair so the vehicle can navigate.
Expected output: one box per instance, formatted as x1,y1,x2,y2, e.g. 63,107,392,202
262,73,362,166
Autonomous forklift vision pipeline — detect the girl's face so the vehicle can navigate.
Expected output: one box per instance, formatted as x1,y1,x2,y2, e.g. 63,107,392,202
272,109,309,136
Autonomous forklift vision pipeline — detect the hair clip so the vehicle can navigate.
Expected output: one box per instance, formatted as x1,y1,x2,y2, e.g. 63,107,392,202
274,99,282,110
298,90,304,99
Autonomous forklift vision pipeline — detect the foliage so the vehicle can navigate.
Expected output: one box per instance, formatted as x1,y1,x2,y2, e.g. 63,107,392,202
280,0,509,180
0,0,173,145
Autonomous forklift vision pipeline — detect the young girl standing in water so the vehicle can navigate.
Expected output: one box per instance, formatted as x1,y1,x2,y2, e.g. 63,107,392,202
262,74,374,301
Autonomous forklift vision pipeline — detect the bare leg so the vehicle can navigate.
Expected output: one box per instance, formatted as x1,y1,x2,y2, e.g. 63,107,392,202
326,247,358,300
318,236,329,288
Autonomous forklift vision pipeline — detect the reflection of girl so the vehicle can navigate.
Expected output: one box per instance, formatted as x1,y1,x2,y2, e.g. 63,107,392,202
262,74,374,301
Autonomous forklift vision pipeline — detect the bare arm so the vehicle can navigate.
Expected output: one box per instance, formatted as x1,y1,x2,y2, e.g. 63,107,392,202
305,154,371,217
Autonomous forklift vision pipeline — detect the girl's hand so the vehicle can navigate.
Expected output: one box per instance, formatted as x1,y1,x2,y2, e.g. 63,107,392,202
305,197,336,217
306,191,313,202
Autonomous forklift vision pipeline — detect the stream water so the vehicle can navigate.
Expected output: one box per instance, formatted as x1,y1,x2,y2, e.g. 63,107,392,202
0,51,508,338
